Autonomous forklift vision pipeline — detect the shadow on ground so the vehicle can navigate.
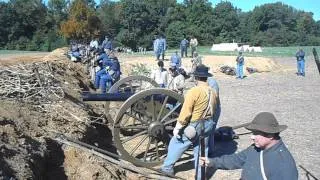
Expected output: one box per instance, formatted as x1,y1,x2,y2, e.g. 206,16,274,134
174,139,238,177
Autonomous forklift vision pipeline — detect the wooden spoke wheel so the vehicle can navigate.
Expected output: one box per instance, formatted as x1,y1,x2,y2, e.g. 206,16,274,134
108,75,159,93
113,88,184,167
106,76,159,123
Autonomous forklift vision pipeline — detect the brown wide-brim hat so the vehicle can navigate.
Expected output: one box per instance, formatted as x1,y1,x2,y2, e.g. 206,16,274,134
194,64,212,77
245,112,287,134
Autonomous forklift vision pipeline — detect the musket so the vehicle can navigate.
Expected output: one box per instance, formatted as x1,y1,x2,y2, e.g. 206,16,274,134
299,165,319,180
194,120,206,180
200,121,205,180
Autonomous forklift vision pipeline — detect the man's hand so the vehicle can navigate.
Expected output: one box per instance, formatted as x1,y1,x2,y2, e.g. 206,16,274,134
200,157,214,167
173,121,184,137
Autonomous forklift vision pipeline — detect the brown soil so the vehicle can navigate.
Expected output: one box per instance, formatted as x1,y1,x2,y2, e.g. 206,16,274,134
0,48,123,180
119,54,282,77
0,52,50,65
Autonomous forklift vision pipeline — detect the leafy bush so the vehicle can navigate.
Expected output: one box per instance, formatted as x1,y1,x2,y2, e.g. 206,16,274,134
130,63,151,77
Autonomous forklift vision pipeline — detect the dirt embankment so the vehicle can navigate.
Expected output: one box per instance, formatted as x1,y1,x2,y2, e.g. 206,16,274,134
119,55,281,77
0,49,127,180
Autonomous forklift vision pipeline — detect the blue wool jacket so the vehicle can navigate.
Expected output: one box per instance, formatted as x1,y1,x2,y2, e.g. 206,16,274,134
296,50,305,61
212,139,298,180
170,54,181,68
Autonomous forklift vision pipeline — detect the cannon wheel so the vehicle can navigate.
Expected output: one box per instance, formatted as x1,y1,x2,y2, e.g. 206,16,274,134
105,76,160,123
108,75,159,93
113,88,184,167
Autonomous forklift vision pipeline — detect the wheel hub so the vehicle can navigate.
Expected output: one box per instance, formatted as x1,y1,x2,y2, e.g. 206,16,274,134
148,121,165,138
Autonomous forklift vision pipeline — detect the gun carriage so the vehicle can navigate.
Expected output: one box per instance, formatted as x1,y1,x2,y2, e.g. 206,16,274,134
82,75,184,167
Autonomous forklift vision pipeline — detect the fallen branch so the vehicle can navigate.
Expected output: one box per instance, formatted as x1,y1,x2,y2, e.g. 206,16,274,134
55,136,179,180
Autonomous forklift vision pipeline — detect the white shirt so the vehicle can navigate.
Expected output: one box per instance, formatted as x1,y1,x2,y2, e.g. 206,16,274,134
150,68,168,85
190,38,198,47
167,74,185,93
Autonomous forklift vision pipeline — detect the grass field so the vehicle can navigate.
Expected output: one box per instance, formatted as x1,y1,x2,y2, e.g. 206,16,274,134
1,46,319,58
166,46,320,58
0,50,46,55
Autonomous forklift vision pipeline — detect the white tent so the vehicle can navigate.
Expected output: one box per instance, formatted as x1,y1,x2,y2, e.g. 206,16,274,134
211,43,238,51
211,43,262,52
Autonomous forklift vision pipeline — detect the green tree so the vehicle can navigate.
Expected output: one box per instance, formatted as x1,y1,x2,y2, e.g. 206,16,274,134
6,0,47,44
184,0,215,45
212,1,240,43
97,0,121,39
166,21,187,48
0,2,10,47
47,0,68,29
116,0,175,49
247,2,320,46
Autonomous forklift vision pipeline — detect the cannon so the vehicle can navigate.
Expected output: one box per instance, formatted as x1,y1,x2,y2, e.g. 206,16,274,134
88,75,160,123
83,75,184,167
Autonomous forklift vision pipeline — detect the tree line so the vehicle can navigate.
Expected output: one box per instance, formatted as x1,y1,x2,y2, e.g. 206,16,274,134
0,0,320,51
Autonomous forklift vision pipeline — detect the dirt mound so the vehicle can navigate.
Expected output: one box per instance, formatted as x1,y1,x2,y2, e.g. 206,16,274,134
42,47,69,61
118,55,281,77
0,51,121,179
201,56,281,73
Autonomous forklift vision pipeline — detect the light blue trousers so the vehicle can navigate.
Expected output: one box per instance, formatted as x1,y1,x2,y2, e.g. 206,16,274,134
297,60,305,75
161,119,216,180
94,69,106,88
100,74,113,93
236,63,244,78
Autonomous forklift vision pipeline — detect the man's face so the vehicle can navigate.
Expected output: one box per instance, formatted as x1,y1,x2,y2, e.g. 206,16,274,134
250,131,273,149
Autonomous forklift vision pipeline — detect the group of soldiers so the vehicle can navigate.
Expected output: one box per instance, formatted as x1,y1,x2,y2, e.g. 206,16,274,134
68,36,121,93
234,48,305,79
180,36,199,58
150,50,203,95
93,49,121,93
153,35,199,61
151,43,299,179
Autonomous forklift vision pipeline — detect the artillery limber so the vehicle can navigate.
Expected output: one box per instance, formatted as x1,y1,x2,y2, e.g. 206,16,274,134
82,75,184,167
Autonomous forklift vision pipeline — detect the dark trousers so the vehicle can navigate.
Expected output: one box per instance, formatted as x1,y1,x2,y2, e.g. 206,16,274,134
191,47,197,57
157,51,165,60
181,47,187,58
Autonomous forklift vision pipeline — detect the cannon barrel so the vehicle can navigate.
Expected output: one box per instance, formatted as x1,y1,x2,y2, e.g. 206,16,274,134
82,91,181,104
82,92,135,101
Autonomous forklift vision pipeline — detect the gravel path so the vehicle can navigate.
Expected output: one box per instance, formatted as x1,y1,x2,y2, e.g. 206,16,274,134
175,56,320,180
